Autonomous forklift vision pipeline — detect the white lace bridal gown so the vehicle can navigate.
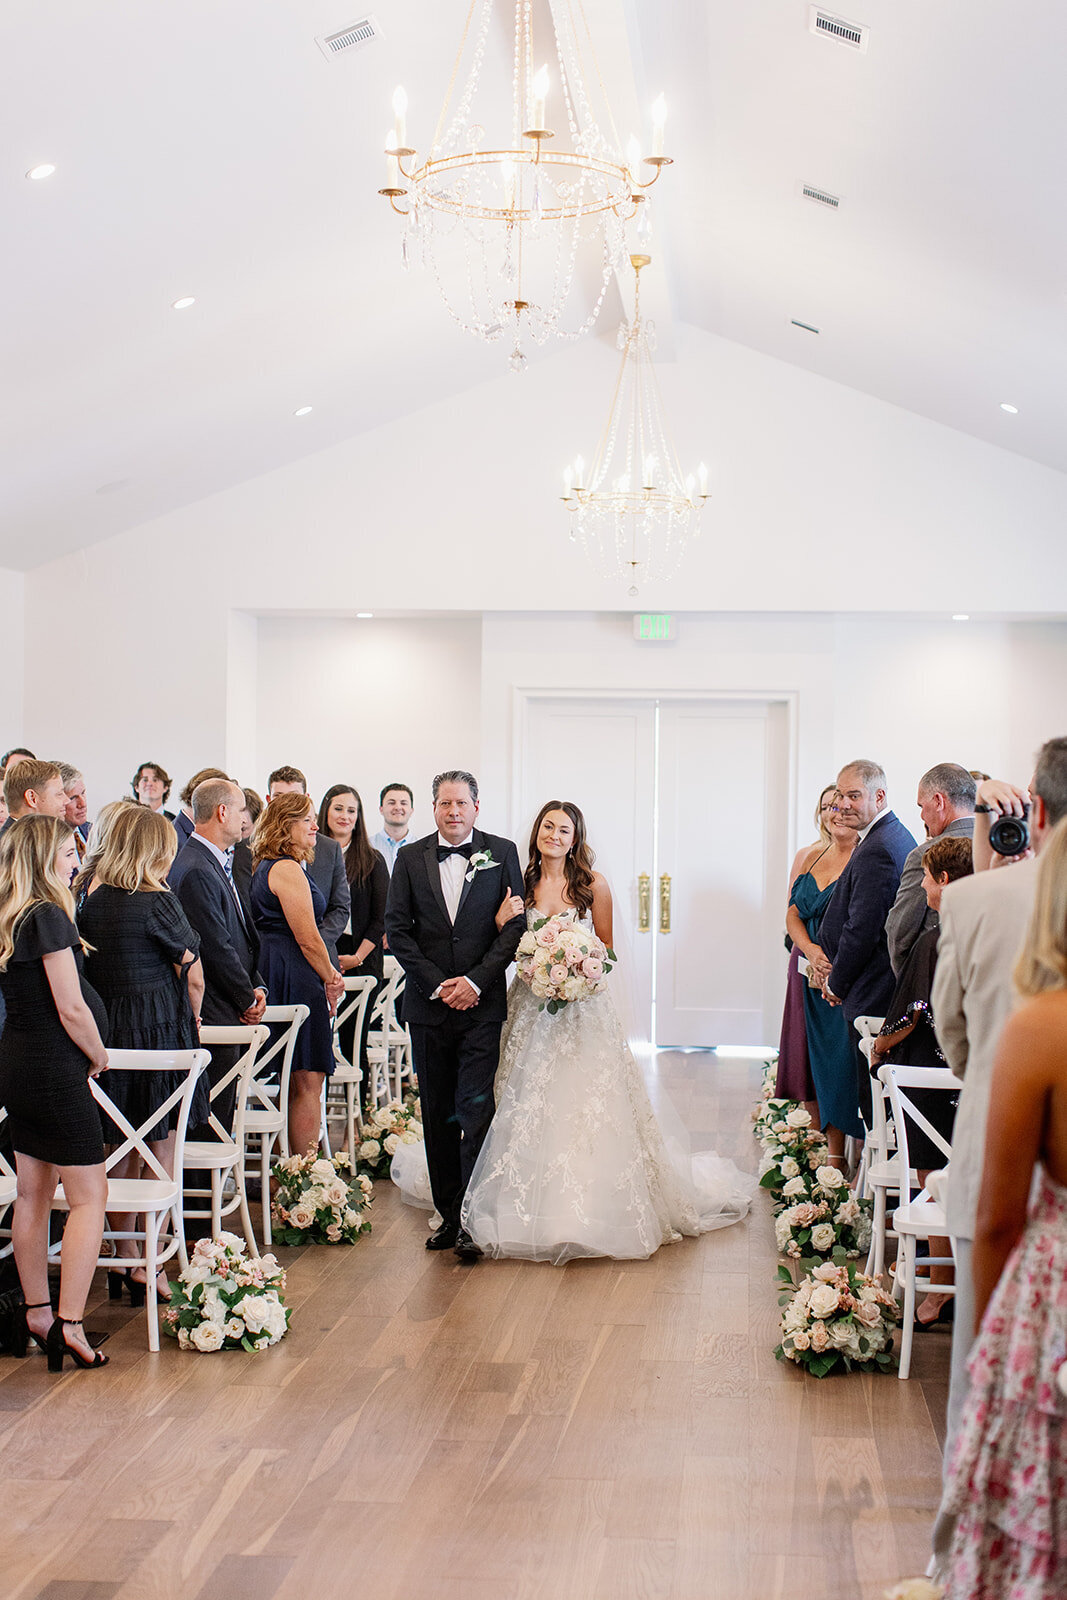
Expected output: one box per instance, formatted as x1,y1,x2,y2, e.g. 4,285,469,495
459,910,756,1265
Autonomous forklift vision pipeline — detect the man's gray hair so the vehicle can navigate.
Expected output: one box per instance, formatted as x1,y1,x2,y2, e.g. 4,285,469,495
1034,737,1067,827
838,759,887,793
432,769,479,805
918,763,976,811
57,762,83,792
192,777,244,823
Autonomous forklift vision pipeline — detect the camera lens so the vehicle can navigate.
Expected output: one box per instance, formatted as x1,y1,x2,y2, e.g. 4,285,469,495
988,814,1030,857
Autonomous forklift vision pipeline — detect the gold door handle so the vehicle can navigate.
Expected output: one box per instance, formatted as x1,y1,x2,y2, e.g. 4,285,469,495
637,873,651,932
659,873,672,934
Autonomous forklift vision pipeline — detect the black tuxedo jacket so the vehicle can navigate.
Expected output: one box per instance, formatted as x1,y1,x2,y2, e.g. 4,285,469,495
384,828,525,1025
169,836,264,1024
819,810,916,1021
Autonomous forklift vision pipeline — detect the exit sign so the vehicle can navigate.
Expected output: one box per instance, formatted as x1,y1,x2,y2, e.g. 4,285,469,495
633,613,676,641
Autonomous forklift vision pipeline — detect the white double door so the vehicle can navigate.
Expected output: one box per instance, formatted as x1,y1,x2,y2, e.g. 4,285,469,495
517,694,790,1048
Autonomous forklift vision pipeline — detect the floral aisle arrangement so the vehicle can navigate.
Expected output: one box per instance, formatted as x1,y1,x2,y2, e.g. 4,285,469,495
515,914,616,1013
357,1098,425,1180
773,1165,873,1261
164,1233,289,1352
757,1106,830,1196
776,1257,901,1378
271,1150,373,1245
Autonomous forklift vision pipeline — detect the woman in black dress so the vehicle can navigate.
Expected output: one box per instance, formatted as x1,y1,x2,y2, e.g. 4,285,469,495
318,784,388,1107
77,806,205,1303
250,793,344,1160
0,816,110,1371
872,833,973,1327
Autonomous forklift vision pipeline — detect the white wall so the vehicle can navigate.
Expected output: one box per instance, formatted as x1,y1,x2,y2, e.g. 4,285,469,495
0,566,26,751
254,615,483,825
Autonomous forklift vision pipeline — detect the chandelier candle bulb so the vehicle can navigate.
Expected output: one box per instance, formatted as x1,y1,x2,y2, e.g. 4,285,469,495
529,65,549,133
384,133,399,190
575,455,585,489
698,462,708,496
562,466,574,498
651,96,667,158
627,136,642,180
392,86,408,152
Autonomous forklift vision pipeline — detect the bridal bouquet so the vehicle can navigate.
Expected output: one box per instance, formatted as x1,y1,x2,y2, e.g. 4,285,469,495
357,1098,425,1180
271,1149,373,1245
164,1233,289,1352
776,1257,900,1377
773,1165,873,1261
515,914,616,1013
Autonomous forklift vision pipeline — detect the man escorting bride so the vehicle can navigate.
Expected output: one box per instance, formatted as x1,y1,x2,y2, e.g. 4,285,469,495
386,776,754,1266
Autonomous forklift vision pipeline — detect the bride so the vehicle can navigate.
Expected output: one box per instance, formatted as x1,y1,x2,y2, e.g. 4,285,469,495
457,800,756,1264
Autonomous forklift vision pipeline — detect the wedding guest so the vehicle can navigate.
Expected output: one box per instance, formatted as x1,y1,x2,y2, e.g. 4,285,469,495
886,763,975,975
74,801,139,906
250,791,343,1159
319,783,389,1098
0,816,110,1370
230,787,262,903
938,816,1067,1596
775,785,837,1118
819,760,916,1122
0,792,7,829
873,834,973,1327
266,767,350,970
59,763,91,857
77,805,205,1304
2,759,68,836
1,747,35,772
928,737,1066,1578
786,792,862,1165
132,761,175,820
174,767,230,847
371,783,415,876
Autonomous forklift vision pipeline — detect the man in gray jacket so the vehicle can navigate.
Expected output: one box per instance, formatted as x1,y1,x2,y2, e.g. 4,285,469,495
886,763,975,975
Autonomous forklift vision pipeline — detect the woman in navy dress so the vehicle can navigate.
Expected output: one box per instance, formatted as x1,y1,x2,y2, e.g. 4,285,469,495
786,800,862,1165
250,792,344,1159
775,786,838,1111
0,817,110,1370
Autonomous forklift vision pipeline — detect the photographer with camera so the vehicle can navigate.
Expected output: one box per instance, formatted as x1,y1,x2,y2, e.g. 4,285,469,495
929,735,1067,1580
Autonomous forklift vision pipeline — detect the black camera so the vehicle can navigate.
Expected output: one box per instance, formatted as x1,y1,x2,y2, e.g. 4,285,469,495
989,804,1031,857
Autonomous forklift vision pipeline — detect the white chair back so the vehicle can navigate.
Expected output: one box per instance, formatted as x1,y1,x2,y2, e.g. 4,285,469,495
250,1005,309,1121
880,1063,961,1188
91,1048,211,1182
196,1025,270,1149
332,976,377,1071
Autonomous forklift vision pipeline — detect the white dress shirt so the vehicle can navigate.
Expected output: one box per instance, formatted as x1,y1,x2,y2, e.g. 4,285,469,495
430,832,480,999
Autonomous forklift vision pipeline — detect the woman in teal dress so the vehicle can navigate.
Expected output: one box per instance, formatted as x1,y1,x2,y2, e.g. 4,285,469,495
786,804,862,1162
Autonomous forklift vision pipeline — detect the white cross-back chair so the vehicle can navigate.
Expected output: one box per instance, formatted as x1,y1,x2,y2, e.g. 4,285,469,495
859,1034,913,1280
325,976,378,1168
365,959,411,1109
851,1015,885,1197
51,1048,210,1351
241,1004,309,1245
182,1025,269,1267
880,1062,962,1380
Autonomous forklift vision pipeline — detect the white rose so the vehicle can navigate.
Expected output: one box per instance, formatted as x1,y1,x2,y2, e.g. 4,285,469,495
516,931,537,955
182,1262,212,1287
810,1223,837,1252
808,1282,840,1320
815,1164,847,1189
785,1108,812,1129
779,1156,801,1178
191,1321,224,1352
262,1300,289,1341
781,1176,807,1199
177,1327,192,1349
290,1203,315,1230
358,1140,381,1161
791,1329,811,1351
834,1199,860,1225
223,1317,246,1340
372,1107,394,1129
201,1286,226,1325
854,1300,881,1329
812,1261,838,1282
383,1134,400,1155
236,1295,271,1333
825,1320,851,1349
774,1217,792,1252
400,1129,419,1145
325,1180,349,1206
343,1208,360,1227
310,1158,336,1181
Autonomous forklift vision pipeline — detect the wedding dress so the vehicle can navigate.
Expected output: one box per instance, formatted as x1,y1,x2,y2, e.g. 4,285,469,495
454,909,756,1265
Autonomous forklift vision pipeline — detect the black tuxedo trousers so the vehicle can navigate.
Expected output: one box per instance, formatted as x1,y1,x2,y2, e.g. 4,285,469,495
409,1012,502,1230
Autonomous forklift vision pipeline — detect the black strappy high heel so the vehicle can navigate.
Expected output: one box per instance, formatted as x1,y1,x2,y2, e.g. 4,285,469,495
46,1317,110,1372
107,1268,146,1307
18,1301,54,1356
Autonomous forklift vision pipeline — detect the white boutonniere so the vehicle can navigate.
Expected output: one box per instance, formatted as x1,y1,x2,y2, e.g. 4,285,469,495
465,848,497,883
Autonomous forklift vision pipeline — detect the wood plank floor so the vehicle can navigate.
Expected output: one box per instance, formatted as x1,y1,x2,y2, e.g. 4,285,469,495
0,1052,950,1600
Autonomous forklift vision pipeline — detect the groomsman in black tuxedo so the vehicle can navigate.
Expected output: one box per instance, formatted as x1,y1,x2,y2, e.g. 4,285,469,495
169,778,267,1133
385,770,525,1260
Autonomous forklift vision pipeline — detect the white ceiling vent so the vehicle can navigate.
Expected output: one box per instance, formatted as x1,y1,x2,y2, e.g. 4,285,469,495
808,7,869,52
316,16,382,60
801,183,841,210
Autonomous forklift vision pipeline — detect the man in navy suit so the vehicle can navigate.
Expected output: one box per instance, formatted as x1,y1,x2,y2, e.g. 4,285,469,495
385,769,525,1260
169,778,267,1131
818,760,916,1123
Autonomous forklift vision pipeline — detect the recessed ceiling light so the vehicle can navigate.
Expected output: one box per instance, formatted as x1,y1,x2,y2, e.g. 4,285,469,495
26,163,56,180
293,406,313,417
1000,402,1019,414
171,296,196,310
356,612,373,619
952,614,970,622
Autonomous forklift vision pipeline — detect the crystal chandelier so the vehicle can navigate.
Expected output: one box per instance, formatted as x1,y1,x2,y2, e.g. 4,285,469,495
379,0,673,371
561,254,708,595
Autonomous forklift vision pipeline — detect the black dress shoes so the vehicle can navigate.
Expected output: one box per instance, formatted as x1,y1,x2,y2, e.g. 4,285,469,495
426,1223,459,1251
453,1228,482,1262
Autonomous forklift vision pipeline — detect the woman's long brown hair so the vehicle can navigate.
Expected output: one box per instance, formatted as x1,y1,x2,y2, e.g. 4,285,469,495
523,800,596,916
318,785,377,885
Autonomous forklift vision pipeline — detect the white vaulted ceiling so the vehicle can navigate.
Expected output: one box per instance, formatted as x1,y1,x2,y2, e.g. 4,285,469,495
1,0,1065,569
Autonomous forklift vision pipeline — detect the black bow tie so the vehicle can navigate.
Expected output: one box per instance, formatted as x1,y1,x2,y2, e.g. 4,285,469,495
437,843,473,862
